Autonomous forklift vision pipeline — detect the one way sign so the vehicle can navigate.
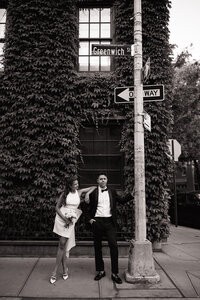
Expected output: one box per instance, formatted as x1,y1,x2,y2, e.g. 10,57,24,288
114,85,164,103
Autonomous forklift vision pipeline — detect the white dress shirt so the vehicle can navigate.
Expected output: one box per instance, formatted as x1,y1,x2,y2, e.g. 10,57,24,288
95,187,112,217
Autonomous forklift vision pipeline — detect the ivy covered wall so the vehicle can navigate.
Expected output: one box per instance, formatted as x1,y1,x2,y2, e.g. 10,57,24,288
114,0,173,241
0,0,173,242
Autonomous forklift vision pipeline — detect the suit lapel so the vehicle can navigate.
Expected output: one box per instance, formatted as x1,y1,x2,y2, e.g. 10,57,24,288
94,188,99,210
108,189,113,210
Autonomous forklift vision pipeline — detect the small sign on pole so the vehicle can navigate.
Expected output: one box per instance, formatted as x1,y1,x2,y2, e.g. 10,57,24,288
142,57,151,81
143,111,151,132
168,139,181,161
167,139,181,228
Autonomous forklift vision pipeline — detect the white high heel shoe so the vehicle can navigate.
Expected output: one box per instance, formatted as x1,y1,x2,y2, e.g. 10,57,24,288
49,275,57,284
63,268,69,280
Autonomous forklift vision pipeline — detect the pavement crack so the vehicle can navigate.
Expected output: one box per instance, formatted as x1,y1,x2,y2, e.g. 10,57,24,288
17,257,40,297
98,280,101,298
154,256,185,297
186,270,200,296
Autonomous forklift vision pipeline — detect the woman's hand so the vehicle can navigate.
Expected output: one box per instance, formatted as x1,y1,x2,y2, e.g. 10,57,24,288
63,217,69,224
89,219,96,225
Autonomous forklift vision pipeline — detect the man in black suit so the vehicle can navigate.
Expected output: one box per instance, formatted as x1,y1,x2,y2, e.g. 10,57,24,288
86,173,133,284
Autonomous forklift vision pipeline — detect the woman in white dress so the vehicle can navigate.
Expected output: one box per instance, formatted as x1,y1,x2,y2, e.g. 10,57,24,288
50,176,96,284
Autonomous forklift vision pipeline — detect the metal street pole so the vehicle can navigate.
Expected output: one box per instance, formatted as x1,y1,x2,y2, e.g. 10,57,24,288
125,0,160,283
133,0,146,243
172,140,178,227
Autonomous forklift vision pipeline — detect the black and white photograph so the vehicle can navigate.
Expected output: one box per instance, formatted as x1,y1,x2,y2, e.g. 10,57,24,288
0,0,200,298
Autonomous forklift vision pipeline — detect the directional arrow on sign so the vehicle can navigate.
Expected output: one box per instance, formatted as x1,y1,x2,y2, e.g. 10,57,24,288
118,88,134,102
115,87,134,103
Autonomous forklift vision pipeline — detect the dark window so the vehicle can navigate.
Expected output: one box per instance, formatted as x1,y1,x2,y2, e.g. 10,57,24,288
78,8,112,72
79,125,123,189
0,8,6,71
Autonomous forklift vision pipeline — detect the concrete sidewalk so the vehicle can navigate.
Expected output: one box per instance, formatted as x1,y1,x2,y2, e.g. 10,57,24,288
0,225,200,299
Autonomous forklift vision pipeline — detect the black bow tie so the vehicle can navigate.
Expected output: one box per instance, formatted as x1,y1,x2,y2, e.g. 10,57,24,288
101,188,108,193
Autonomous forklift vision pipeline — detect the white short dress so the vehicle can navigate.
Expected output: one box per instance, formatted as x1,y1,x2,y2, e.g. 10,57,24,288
53,190,82,257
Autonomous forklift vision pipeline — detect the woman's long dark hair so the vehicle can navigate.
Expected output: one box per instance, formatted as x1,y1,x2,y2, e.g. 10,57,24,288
60,176,78,207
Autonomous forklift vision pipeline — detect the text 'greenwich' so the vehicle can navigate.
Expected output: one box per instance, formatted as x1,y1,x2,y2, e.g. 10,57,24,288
92,44,132,56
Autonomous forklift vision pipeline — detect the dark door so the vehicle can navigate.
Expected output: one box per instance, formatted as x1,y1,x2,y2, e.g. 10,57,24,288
79,125,123,190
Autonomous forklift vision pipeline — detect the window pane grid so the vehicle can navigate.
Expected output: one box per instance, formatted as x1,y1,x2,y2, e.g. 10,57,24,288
79,8,111,72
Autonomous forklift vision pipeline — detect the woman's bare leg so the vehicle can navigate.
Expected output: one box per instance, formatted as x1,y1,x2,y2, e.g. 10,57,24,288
62,243,68,274
51,237,68,277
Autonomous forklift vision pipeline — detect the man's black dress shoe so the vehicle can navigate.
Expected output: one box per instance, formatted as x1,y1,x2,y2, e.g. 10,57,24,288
111,274,122,284
94,271,106,281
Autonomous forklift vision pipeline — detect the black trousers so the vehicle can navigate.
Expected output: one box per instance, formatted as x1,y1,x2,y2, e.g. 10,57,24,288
93,217,118,274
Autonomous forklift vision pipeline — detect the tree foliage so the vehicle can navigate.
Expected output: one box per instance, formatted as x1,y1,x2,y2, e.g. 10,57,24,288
172,52,200,188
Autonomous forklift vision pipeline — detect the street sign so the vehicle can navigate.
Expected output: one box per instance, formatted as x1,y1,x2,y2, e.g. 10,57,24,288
114,84,164,103
168,139,181,161
92,44,132,56
143,57,151,81
144,111,151,132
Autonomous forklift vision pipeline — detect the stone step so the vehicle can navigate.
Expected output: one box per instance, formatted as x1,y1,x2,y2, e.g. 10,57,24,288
0,240,162,257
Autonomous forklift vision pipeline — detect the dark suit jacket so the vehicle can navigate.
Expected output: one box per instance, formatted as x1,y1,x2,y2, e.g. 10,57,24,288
86,187,133,228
